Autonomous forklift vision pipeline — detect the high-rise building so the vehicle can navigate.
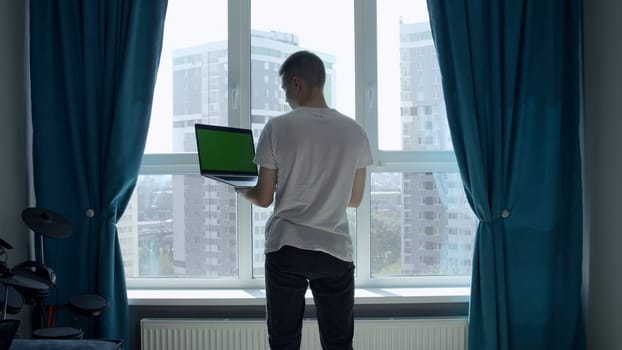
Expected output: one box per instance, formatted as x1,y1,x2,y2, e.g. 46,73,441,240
170,39,233,277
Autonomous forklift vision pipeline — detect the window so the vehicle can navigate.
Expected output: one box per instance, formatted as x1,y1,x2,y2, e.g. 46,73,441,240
120,0,477,290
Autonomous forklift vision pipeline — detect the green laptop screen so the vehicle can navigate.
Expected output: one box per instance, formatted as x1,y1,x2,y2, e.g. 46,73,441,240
195,126,257,174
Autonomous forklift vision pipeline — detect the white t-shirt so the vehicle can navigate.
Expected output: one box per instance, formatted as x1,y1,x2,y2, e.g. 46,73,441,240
254,107,373,262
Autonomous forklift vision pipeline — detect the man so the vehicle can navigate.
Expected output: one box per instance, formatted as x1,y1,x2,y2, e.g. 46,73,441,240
237,50,372,350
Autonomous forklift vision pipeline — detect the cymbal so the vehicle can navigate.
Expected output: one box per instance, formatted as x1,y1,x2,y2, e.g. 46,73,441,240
21,208,72,239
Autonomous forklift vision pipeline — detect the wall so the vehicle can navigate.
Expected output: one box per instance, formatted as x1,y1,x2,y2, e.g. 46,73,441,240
583,0,622,349
1,0,621,347
0,0,31,337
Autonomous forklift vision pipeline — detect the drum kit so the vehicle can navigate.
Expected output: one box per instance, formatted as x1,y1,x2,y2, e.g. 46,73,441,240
0,208,110,339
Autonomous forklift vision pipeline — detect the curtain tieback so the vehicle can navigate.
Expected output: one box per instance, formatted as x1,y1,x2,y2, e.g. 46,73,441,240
480,209,510,223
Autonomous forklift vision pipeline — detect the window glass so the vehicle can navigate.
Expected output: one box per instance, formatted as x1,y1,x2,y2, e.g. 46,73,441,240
377,0,453,151
370,172,476,276
124,0,476,288
120,175,238,278
121,1,235,279
145,0,228,154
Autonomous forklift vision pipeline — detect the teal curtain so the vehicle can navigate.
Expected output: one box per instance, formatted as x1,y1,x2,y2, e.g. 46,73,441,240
427,1,585,349
29,0,167,343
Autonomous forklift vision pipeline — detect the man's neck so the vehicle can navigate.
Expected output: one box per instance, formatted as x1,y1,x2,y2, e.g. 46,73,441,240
300,101,328,108
299,89,328,108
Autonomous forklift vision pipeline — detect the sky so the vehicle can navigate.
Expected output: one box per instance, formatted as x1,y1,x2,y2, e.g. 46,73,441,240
145,0,431,153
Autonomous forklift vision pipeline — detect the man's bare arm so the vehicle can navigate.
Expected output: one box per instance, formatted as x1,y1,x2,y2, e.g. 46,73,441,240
236,167,277,208
348,167,367,208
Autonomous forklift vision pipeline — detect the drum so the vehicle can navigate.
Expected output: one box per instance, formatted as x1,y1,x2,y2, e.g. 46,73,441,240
33,326,83,339
10,261,55,301
1,275,48,317
1,273,51,300
11,261,56,287
68,294,109,317
0,286,24,315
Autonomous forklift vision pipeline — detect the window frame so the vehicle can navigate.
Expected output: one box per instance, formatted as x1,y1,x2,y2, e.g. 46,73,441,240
127,0,472,290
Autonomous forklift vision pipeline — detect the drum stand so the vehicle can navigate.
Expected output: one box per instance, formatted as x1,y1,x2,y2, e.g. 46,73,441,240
16,208,110,340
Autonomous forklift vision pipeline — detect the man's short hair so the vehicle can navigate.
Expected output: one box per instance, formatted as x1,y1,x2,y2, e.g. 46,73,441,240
279,50,326,88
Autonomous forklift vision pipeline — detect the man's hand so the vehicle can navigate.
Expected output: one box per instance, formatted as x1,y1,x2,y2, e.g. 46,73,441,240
236,167,277,208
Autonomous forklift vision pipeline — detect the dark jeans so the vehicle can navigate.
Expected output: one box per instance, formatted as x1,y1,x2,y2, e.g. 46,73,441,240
264,245,355,350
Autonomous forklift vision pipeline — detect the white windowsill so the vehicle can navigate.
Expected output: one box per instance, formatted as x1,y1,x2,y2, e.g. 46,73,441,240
127,287,470,306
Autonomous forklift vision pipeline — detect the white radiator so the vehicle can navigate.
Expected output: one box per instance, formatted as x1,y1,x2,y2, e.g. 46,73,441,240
141,318,468,350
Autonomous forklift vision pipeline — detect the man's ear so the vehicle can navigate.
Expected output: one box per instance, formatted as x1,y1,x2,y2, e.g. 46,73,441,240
292,76,304,92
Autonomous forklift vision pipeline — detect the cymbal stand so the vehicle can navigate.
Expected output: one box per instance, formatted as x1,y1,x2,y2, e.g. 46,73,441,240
2,285,10,319
37,233,45,265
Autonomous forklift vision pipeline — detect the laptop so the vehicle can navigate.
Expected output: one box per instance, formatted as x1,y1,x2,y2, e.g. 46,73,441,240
194,123,258,188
